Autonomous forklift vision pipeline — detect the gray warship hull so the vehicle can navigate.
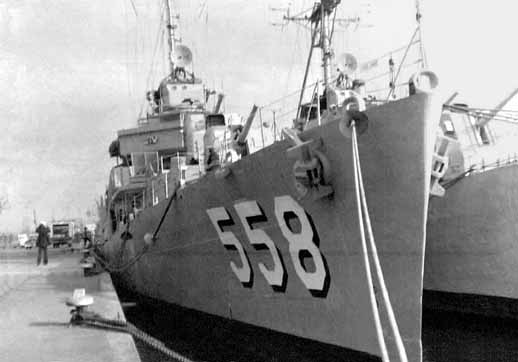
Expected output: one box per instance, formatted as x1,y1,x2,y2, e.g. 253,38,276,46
425,164,518,313
101,92,439,361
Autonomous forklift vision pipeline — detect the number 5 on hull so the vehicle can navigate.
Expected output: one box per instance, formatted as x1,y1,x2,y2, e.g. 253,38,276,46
234,201,286,288
206,207,252,285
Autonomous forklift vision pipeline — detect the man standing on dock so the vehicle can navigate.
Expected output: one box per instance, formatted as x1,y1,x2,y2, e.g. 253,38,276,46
36,221,50,266
82,227,91,249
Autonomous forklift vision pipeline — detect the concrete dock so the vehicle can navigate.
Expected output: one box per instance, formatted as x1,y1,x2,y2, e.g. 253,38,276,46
0,248,141,362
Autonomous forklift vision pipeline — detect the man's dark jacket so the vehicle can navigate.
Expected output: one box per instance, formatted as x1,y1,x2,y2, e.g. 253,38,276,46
36,224,50,248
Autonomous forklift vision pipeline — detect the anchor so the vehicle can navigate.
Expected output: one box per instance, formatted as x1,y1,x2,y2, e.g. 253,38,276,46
283,128,333,200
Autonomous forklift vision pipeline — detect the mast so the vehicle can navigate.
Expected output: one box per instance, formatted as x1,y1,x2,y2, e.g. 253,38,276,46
415,0,427,68
284,1,342,120
164,0,180,74
295,19,319,120
320,1,333,89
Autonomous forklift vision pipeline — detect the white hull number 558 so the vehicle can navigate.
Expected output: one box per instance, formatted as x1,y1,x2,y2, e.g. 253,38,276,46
207,195,328,293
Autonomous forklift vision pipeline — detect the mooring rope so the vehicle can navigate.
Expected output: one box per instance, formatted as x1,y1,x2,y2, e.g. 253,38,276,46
351,121,390,362
71,311,195,362
91,246,149,274
351,121,409,362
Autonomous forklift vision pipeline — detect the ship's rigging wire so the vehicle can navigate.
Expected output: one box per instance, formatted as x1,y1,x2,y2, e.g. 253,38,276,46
385,27,419,101
361,41,421,83
137,1,168,120
365,40,421,68
281,4,316,23
329,6,338,44
132,1,140,100
295,12,320,120
128,0,138,17
267,2,426,126
122,0,133,102
457,107,518,114
282,11,303,117
259,78,325,111
351,122,409,362
444,105,518,124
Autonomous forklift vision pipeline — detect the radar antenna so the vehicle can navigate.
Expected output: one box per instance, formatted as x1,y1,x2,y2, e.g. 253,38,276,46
173,45,193,68
334,52,358,75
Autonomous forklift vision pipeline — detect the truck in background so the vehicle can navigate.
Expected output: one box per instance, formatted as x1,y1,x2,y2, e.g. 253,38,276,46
17,234,30,248
50,221,74,248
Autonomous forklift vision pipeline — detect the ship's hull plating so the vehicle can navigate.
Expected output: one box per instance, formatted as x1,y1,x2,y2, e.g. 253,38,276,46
425,164,518,312
102,93,438,361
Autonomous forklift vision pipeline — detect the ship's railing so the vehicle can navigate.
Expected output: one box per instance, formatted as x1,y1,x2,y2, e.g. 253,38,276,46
358,29,424,102
143,158,203,209
137,107,195,126
442,153,518,190
251,78,332,150
137,117,150,126
439,105,518,179
466,153,518,174
249,34,425,153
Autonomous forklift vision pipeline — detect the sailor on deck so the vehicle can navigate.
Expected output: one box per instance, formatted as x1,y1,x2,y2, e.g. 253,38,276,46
146,91,159,115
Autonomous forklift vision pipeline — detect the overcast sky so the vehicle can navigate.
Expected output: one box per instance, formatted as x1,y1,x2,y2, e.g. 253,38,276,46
1,0,517,231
